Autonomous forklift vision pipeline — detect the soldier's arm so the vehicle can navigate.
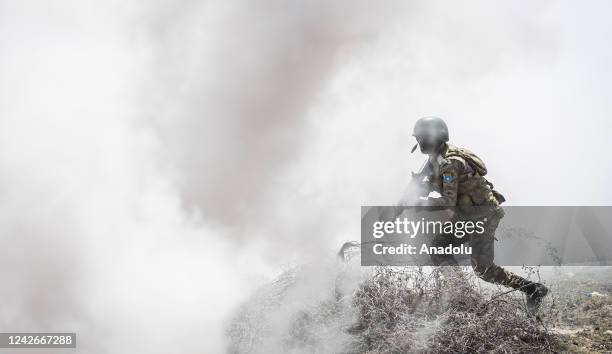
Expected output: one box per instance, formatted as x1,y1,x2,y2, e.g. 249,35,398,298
409,174,434,199
397,160,434,206
410,160,434,197
423,159,460,207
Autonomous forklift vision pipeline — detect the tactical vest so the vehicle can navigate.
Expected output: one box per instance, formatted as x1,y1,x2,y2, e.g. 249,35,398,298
443,144,505,207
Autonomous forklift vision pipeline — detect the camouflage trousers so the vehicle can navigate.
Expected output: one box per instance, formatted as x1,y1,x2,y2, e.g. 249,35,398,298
429,209,532,291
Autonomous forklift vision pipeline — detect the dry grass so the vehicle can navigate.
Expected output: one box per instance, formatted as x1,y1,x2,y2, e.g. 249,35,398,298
228,265,570,353
351,267,560,353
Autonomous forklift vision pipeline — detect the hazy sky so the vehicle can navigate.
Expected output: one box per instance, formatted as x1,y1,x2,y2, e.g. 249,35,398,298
1,0,611,352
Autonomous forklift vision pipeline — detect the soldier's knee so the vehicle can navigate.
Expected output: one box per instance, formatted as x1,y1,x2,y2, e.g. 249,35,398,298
472,263,497,282
472,263,486,276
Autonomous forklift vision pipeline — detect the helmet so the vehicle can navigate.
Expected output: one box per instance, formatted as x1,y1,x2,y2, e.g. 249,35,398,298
412,116,449,154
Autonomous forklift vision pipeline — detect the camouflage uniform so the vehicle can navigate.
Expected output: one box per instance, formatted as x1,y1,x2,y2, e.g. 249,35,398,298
421,143,533,290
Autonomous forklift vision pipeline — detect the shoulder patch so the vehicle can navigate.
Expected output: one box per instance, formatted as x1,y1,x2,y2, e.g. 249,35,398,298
442,174,454,183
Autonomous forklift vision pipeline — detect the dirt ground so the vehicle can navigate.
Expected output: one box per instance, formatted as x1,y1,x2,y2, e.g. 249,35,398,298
545,268,612,353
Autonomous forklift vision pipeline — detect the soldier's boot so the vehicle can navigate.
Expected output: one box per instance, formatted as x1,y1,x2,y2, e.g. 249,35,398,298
508,274,549,313
475,266,549,313
521,282,549,313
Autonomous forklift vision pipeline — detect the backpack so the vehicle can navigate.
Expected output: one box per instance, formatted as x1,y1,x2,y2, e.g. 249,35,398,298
445,144,506,204
445,144,488,176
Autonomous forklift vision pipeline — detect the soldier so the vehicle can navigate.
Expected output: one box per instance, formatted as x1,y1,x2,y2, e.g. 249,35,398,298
408,116,549,312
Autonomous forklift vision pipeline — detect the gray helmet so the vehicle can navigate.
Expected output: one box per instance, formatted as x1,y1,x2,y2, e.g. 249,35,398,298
412,117,449,154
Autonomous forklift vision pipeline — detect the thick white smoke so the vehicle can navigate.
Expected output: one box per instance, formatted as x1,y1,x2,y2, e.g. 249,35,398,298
0,0,611,353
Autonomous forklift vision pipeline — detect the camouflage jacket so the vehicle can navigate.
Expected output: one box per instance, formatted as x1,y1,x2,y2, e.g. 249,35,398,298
421,143,505,208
